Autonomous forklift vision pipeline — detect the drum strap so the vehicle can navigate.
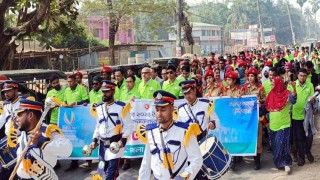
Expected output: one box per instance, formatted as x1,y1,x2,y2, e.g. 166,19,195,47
184,105,205,134
159,130,174,177
159,130,187,178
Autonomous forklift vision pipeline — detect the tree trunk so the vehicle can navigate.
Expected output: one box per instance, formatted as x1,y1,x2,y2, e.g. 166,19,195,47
0,38,17,70
107,0,119,65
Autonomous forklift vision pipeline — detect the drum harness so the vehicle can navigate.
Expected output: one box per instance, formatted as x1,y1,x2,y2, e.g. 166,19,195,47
99,106,121,146
183,105,206,136
159,129,187,179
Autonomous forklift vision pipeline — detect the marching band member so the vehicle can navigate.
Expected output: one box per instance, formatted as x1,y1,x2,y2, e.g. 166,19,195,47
89,80,132,179
15,98,72,179
138,90,203,180
0,81,21,178
177,80,217,179
178,80,217,139
243,67,266,170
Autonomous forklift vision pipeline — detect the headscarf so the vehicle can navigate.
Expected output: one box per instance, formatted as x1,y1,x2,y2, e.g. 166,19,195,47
265,77,291,112
261,66,270,83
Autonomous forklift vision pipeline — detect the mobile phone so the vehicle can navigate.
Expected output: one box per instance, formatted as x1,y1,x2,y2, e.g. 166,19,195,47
290,74,294,81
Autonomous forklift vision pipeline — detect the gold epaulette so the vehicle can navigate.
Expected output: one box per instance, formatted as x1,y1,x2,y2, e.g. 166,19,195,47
184,123,201,147
136,124,147,144
173,107,178,121
207,100,215,118
90,103,97,118
45,124,63,139
122,102,132,119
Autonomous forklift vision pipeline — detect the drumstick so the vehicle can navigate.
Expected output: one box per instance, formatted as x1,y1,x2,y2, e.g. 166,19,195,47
204,117,210,149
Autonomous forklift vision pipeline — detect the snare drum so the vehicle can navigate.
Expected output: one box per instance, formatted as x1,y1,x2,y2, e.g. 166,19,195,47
0,137,17,169
199,135,231,179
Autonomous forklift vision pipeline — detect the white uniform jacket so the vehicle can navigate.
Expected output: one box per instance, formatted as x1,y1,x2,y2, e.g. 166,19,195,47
16,123,72,179
178,98,219,132
139,122,203,180
0,97,20,135
93,101,132,161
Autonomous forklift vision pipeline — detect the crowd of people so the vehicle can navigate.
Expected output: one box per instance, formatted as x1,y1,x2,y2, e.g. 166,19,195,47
0,45,319,179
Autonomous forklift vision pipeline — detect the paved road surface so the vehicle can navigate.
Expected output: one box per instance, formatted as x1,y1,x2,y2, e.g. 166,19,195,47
56,135,320,180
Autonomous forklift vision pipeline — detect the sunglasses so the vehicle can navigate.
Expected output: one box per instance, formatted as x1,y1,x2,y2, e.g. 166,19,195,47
141,72,150,74
166,71,174,74
92,83,99,85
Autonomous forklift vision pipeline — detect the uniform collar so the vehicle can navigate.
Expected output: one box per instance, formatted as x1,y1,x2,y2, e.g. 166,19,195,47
106,100,115,106
189,98,198,106
247,83,258,90
12,96,20,104
159,120,174,132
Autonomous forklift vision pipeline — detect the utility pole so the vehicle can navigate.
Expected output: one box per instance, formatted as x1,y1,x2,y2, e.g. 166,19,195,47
257,0,264,46
176,0,182,56
286,0,296,45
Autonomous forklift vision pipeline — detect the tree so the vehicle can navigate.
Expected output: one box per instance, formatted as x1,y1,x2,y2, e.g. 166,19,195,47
297,0,307,37
310,0,320,37
81,0,175,65
0,0,79,70
304,7,313,38
227,1,248,29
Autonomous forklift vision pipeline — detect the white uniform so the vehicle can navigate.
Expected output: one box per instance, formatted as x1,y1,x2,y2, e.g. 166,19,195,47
178,99,219,132
16,124,72,179
0,97,20,135
93,101,132,161
138,122,203,180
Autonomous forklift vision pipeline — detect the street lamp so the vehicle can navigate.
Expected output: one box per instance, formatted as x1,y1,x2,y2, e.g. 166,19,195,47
59,54,63,71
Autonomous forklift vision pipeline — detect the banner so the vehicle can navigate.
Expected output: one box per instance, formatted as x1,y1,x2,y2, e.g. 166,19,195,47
124,96,258,157
58,96,258,159
124,100,156,158
210,95,259,156
58,106,99,159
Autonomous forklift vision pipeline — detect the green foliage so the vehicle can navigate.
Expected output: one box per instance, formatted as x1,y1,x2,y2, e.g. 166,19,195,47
189,0,311,44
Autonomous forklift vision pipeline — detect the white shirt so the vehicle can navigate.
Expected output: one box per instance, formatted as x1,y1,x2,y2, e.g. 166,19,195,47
178,99,219,132
139,123,203,180
0,97,20,135
93,101,132,160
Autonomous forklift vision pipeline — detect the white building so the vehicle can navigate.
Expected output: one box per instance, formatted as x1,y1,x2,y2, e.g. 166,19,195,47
169,22,223,54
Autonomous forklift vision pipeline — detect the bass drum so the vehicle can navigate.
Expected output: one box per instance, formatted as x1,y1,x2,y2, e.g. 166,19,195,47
199,135,231,179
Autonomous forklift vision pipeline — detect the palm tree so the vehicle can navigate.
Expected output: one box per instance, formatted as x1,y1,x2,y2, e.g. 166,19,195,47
297,0,307,37
304,7,313,38
227,1,248,29
310,0,320,37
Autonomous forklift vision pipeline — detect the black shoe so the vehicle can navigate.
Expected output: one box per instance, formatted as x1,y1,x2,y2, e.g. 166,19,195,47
54,161,61,170
65,161,79,172
297,158,305,166
230,158,236,171
122,163,131,170
235,156,243,163
306,153,314,163
267,147,272,153
254,154,261,170
292,154,298,162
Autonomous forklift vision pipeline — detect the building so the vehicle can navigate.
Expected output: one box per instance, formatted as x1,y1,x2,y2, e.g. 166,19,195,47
168,22,223,54
86,16,135,44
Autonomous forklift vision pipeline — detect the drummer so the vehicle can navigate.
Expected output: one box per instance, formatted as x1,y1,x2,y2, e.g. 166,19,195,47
177,80,218,179
137,90,203,179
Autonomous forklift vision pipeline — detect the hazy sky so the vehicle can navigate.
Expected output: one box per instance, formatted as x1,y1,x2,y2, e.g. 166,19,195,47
185,0,320,21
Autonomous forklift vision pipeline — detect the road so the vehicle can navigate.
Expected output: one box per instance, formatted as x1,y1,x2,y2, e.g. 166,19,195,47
56,134,320,180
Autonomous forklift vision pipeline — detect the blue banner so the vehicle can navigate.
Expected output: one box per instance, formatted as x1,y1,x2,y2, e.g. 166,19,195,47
58,106,99,159
210,95,259,156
